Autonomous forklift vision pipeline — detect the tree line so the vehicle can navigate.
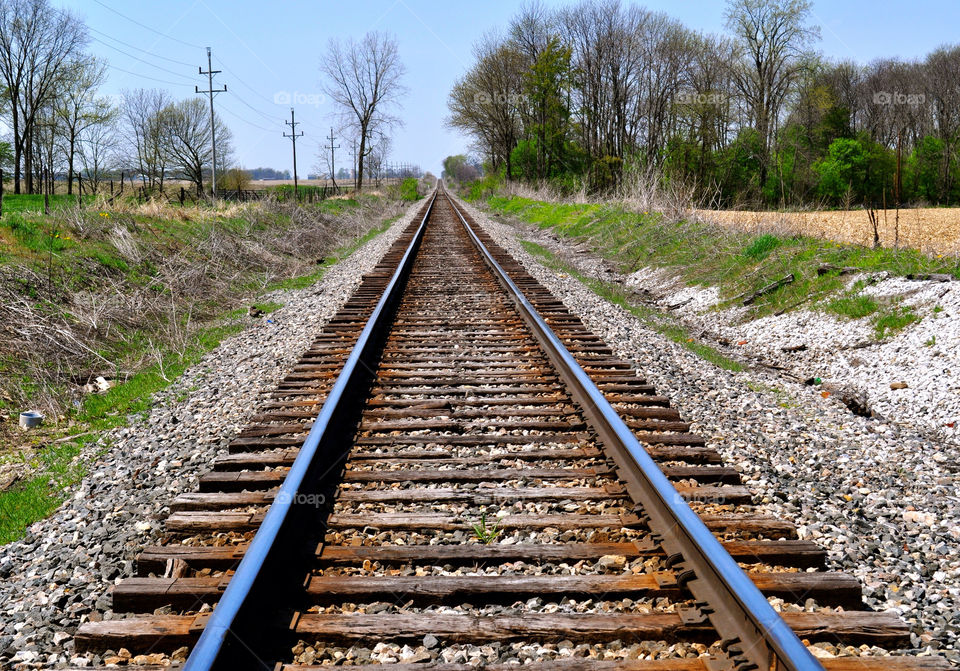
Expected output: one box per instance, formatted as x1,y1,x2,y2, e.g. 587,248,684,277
448,0,960,208
0,0,240,197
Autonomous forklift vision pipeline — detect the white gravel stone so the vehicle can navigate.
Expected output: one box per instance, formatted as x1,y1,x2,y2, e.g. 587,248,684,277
455,195,958,662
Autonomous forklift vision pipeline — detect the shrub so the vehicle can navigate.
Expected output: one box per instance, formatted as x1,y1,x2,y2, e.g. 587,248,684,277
399,177,420,202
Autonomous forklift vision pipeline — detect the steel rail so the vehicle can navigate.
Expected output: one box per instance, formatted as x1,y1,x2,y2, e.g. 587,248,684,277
445,187,823,671
184,190,439,671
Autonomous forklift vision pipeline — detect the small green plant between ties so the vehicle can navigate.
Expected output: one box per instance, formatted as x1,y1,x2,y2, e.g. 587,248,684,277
471,511,502,544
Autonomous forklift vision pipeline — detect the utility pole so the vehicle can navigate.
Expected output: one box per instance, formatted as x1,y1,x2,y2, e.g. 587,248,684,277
283,108,304,199
196,47,226,199
324,127,340,192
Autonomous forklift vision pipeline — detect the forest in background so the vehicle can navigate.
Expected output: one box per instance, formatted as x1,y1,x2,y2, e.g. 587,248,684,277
447,0,960,209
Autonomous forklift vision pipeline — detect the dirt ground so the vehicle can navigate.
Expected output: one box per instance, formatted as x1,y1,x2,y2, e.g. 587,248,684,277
700,207,960,256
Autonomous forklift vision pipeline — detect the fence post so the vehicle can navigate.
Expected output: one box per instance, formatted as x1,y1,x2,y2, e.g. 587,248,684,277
0,168,4,219
43,169,50,215
76,172,83,208
179,186,185,207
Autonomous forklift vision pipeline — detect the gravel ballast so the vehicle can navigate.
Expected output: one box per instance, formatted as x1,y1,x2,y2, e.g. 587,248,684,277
456,196,957,663
0,201,421,669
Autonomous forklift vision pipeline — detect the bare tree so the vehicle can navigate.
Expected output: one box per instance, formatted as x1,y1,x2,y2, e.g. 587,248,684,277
320,31,406,192
78,114,118,194
56,56,112,194
725,0,819,185
159,97,232,195
0,0,87,193
120,88,171,191
447,31,525,177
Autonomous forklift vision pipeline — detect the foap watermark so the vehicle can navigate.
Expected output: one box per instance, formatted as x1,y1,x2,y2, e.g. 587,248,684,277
275,491,327,507
872,91,925,106
672,489,728,507
674,91,727,105
473,91,527,105
273,90,326,108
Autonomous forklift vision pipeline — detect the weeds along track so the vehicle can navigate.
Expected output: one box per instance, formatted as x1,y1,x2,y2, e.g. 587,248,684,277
73,188,945,670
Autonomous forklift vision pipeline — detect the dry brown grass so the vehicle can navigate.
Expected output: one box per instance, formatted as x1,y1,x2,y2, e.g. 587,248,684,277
700,207,960,257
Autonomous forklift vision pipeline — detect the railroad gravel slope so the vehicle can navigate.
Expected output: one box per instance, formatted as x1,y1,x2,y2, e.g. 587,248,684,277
457,195,958,664
0,200,422,669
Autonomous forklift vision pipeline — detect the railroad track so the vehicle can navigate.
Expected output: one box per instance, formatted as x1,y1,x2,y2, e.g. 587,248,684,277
73,187,945,670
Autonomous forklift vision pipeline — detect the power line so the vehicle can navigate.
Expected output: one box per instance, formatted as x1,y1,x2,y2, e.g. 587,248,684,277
91,36,195,82
217,104,274,133
103,62,189,87
88,26,195,67
212,54,324,133
212,54,275,107
91,0,203,49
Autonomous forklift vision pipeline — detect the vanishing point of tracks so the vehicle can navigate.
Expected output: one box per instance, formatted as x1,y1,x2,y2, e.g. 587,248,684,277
75,187,945,670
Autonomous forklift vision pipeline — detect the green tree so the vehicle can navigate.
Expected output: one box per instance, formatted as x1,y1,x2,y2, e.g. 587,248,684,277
814,137,867,202
906,135,946,203
717,128,765,205
522,36,573,180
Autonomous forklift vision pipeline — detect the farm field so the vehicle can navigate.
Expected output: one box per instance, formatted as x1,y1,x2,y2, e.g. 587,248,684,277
702,207,960,257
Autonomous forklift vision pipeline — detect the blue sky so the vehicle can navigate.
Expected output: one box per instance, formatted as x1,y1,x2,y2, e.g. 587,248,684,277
54,0,960,176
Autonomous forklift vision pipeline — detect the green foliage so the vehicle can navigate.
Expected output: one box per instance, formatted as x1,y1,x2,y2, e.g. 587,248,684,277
717,128,765,203
906,135,946,203
398,177,420,202
464,174,502,201
814,137,868,202
510,139,539,182
743,234,781,260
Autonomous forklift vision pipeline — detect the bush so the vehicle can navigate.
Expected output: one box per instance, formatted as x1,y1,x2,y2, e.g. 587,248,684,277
399,177,420,202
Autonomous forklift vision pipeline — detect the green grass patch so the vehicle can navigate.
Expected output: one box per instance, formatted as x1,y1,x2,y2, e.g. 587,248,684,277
873,305,920,340
519,239,743,372
1,193,94,214
825,294,879,319
743,234,781,260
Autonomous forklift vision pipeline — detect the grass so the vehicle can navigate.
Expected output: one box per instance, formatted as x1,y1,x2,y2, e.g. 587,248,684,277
0,319,243,543
873,305,920,340
742,234,781,260
480,192,960,321
0,197,402,544
268,215,398,292
0,434,93,544
519,239,743,372
1,193,95,214
825,294,880,319
471,511,502,544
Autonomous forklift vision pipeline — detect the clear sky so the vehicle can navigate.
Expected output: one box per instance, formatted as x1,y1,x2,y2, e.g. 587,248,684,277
53,0,960,176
